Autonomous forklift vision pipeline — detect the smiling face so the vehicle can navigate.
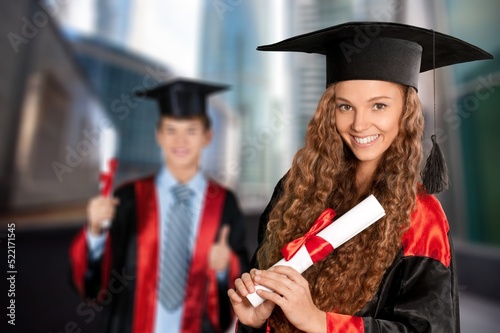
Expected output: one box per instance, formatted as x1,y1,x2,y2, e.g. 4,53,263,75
334,80,405,172
156,116,212,174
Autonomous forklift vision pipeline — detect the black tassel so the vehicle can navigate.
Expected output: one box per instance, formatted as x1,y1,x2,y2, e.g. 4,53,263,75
421,135,449,194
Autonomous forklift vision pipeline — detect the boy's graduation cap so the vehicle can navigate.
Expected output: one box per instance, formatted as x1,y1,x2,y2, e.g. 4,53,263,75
257,21,493,194
138,78,228,117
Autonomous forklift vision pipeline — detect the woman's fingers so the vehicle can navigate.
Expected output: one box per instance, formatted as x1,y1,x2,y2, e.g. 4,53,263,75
227,288,242,303
234,268,260,297
254,266,304,294
253,266,314,310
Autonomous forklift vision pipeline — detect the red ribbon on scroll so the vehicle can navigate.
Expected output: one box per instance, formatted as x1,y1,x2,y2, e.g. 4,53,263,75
99,158,118,197
280,208,336,263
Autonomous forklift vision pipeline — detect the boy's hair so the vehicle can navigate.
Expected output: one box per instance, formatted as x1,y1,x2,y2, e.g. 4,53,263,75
156,114,212,131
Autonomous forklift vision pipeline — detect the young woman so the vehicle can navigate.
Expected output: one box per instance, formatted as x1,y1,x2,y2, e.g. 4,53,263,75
228,22,492,332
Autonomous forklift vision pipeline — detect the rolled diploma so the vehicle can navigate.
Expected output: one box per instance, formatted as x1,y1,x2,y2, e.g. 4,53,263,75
99,127,118,229
246,194,385,307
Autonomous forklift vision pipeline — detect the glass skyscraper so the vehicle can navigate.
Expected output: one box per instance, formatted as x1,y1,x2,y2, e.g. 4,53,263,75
198,0,295,211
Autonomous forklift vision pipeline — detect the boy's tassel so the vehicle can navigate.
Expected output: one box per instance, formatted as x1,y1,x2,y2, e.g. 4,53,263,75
421,135,449,194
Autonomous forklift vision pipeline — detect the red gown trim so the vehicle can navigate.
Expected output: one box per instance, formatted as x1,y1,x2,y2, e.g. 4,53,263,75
181,180,226,333
68,229,88,296
131,178,228,333
206,269,220,331
132,177,159,333
207,251,241,332
228,251,242,299
403,193,451,267
326,312,364,333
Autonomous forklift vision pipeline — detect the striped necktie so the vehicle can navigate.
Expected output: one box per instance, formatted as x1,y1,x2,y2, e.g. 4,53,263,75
159,184,194,310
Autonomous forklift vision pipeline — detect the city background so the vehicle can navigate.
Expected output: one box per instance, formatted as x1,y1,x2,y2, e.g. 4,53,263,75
0,0,499,332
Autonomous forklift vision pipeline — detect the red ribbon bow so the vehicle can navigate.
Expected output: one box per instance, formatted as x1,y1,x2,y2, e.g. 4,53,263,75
281,208,336,263
99,158,118,197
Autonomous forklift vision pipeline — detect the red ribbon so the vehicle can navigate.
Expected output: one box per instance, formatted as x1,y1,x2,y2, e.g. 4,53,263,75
99,158,118,197
281,208,336,263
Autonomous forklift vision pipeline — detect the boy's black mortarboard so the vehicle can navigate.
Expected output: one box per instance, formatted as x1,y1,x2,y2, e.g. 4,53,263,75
138,78,228,117
257,21,493,194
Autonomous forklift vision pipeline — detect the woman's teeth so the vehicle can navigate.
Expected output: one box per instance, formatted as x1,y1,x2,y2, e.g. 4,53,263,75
354,135,379,144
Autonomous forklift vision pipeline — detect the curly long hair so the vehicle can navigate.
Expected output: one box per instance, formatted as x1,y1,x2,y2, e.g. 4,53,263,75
256,83,424,332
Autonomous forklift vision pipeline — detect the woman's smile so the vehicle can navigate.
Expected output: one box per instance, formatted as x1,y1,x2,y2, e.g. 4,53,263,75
352,134,380,146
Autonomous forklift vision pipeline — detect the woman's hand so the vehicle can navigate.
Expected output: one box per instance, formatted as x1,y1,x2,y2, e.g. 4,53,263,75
254,265,326,333
228,269,276,328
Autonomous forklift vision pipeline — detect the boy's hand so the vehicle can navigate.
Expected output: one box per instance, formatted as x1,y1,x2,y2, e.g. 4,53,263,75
209,224,231,272
87,196,119,235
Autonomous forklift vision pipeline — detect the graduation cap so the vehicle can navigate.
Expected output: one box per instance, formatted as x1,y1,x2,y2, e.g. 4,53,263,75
257,21,494,194
138,78,228,117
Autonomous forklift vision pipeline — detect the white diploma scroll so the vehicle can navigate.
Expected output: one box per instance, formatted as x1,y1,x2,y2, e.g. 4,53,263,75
99,127,119,229
246,194,386,307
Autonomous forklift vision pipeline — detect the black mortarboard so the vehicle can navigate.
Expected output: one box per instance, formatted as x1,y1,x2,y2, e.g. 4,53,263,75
258,22,494,194
257,21,493,90
138,78,228,116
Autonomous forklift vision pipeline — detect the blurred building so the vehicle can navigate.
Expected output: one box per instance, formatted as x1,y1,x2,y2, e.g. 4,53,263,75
444,0,500,246
199,0,295,212
68,33,240,188
55,0,241,190
66,33,172,185
54,0,293,211
0,0,111,220
95,0,132,45
0,0,240,222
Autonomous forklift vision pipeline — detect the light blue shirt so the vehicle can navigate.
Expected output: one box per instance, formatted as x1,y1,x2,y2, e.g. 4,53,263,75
153,167,207,333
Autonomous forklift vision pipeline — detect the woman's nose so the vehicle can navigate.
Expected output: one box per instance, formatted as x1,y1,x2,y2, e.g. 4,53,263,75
351,110,371,132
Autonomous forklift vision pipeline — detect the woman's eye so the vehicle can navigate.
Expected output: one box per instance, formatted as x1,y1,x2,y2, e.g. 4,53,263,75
337,104,352,111
373,103,387,110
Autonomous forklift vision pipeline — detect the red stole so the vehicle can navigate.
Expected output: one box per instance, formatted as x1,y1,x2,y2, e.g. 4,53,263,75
69,229,87,296
403,193,451,267
132,177,229,333
132,177,159,333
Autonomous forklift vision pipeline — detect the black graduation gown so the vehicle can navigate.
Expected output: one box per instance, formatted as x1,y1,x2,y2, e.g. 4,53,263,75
69,176,249,333
238,180,460,333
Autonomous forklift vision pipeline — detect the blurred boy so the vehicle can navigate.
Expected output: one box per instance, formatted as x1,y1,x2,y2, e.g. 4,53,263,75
69,78,249,333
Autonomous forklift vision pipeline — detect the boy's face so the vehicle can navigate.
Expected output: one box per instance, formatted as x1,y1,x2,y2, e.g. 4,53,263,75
156,116,212,171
